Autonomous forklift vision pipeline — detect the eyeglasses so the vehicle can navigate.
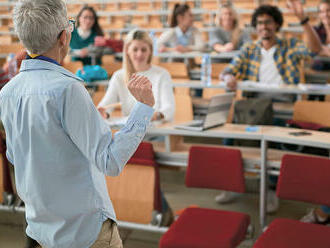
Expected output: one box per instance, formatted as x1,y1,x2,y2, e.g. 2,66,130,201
68,19,75,33
57,19,75,39
256,19,274,26
81,15,94,20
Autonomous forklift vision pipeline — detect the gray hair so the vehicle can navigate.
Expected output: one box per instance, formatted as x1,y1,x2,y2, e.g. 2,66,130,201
13,0,68,54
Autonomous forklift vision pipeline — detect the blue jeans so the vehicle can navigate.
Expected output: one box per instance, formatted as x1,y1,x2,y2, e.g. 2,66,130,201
321,205,330,215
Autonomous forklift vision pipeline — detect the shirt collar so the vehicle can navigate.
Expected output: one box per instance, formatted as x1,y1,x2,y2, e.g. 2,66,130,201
256,37,282,51
175,26,192,37
20,59,84,82
26,54,61,66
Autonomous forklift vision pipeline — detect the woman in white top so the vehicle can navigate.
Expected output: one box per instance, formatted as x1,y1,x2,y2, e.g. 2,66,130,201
98,29,175,121
157,4,204,53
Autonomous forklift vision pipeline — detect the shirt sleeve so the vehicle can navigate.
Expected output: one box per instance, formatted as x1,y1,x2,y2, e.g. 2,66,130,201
61,82,154,176
97,71,120,113
209,28,225,47
290,38,316,61
222,44,249,76
158,70,175,121
157,29,175,49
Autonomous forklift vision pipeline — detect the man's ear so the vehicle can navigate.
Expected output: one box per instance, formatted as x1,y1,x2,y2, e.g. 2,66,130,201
59,30,67,47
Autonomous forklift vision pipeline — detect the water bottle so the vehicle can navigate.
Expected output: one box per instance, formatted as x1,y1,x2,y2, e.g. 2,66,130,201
201,54,211,86
7,53,17,79
149,31,158,56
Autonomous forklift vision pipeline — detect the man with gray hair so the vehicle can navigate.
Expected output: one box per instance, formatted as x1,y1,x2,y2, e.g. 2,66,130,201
0,0,155,247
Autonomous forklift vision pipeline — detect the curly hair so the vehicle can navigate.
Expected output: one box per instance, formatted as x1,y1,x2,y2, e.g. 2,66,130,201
251,5,283,32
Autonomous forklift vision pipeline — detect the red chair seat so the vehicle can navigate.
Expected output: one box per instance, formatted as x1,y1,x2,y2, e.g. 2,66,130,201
160,207,250,248
254,218,330,248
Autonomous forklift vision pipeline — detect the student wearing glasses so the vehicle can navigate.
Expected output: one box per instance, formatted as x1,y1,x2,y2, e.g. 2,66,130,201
220,1,322,92
2,0,155,247
70,5,104,65
216,1,322,213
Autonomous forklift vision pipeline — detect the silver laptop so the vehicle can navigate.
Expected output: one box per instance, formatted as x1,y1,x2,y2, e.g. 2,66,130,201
175,92,235,131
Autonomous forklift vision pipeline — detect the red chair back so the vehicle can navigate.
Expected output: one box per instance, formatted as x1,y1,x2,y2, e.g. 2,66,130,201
127,142,161,212
128,142,156,166
277,154,330,206
185,146,245,193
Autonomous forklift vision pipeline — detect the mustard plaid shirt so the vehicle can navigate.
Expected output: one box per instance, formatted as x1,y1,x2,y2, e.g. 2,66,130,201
223,37,316,85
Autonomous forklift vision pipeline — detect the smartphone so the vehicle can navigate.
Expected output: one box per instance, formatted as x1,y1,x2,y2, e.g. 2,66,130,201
288,131,312,136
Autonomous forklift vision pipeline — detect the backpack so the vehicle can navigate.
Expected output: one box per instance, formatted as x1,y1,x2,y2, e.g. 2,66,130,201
234,98,273,125
233,98,273,146
76,65,108,82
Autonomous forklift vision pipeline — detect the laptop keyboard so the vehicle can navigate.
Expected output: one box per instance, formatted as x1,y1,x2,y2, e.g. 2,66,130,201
188,120,204,127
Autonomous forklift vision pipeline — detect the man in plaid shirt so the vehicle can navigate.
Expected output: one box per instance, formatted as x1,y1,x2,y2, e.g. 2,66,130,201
221,0,322,90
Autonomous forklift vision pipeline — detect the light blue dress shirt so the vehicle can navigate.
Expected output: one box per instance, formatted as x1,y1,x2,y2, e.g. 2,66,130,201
175,26,192,47
0,59,154,248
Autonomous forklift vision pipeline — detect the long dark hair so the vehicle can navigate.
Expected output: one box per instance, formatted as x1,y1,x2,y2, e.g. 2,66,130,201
170,4,190,28
76,5,104,36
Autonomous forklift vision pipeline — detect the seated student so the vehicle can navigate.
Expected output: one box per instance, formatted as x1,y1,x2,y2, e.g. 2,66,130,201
209,3,251,54
157,4,204,53
70,5,104,65
216,1,322,212
220,2,322,94
312,0,330,70
97,29,175,122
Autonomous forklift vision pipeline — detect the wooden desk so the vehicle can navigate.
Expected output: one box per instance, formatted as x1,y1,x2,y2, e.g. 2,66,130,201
305,68,330,84
113,51,240,60
148,123,263,148
145,122,330,230
258,126,330,229
173,80,330,96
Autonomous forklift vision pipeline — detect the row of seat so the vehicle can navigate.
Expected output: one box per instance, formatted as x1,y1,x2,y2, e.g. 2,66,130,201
108,141,330,247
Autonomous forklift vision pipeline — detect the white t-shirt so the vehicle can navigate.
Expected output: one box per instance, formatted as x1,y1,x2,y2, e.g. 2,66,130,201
258,46,293,101
98,65,175,121
259,46,283,86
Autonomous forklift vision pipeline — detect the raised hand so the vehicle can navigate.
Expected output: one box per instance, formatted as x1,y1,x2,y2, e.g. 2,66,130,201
287,0,305,21
128,74,155,107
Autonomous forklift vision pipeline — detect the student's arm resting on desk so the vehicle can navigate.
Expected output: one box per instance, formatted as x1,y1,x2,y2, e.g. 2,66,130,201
220,44,249,90
97,71,121,117
62,83,154,176
157,29,175,53
209,28,234,52
70,48,89,58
